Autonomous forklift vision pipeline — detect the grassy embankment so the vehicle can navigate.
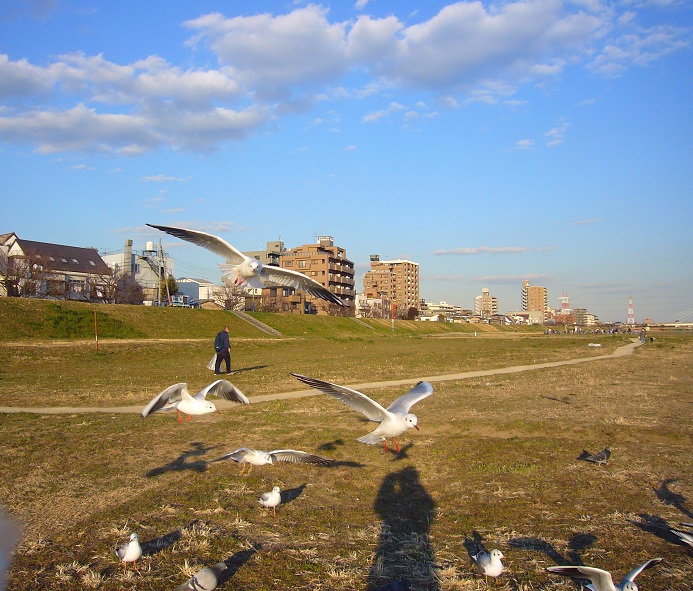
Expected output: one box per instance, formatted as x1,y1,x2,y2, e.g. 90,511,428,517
0,298,691,590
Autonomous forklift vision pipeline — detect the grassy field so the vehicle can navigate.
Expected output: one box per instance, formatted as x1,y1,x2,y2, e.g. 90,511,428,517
0,300,691,590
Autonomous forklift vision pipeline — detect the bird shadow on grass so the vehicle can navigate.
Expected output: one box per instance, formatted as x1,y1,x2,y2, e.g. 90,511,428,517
654,478,693,520
146,442,218,478
541,395,572,405
231,365,269,375
140,528,184,556
366,466,437,591
218,544,262,584
627,513,685,545
508,532,597,566
281,483,306,505
318,439,345,452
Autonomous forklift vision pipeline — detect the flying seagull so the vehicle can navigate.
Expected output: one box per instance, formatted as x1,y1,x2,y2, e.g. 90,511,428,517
547,557,663,591
472,548,505,581
147,224,345,306
258,486,282,517
670,527,693,549
141,380,249,423
174,562,227,591
115,532,142,574
580,446,611,465
292,373,433,453
212,448,333,474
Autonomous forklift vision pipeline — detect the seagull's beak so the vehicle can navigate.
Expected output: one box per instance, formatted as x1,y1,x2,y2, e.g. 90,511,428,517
215,409,221,414
414,424,420,431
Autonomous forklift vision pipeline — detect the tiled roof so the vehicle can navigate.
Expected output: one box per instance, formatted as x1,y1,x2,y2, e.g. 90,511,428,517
15,239,112,276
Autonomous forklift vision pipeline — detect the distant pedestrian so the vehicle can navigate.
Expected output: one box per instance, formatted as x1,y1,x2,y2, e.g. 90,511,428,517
214,326,232,374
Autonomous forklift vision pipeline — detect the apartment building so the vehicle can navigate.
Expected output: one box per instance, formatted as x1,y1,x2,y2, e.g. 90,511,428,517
363,256,420,316
474,287,498,319
521,279,548,322
252,236,354,314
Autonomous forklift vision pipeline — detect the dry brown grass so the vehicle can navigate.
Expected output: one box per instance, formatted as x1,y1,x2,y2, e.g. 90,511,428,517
0,333,691,590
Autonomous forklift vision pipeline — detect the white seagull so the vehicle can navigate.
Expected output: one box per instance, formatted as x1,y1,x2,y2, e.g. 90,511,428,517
115,532,142,574
174,562,227,591
213,447,333,474
141,380,249,423
670,527,693,549
472,548,505,580
258,486,282,517
147,224,345,306
292,373,433,453
547,558,663,591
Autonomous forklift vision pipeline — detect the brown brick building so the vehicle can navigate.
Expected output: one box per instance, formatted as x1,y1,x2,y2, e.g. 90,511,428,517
363,256,420,317
257,236,355,315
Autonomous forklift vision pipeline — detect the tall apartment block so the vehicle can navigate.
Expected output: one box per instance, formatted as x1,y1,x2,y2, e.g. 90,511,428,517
521,279,548,321
474,287,498,319
363,255,420,314
245,236,355,314
280,236,355,314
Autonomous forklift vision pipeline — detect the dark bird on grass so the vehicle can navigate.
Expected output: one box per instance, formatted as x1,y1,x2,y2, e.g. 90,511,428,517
147,224,345,306
174,561,227,591
141,380,249,423
547,557,663,591
115,532,142,574
291,373,433,453
212,448,333,474
580,446,611,465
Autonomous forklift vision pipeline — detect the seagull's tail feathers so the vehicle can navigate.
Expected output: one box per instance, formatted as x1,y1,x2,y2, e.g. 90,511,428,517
220,264,243,285
357,433,386,445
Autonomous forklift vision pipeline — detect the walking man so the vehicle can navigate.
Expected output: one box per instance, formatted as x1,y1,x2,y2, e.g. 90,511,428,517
214,326,232,374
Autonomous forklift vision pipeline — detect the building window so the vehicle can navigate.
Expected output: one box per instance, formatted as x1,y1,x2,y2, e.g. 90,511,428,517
299,260,307,268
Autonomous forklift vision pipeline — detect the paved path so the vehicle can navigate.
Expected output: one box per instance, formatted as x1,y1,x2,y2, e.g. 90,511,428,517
0,339,642,415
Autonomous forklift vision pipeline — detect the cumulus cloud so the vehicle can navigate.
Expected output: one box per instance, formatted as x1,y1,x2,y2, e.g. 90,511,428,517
0,0,688,155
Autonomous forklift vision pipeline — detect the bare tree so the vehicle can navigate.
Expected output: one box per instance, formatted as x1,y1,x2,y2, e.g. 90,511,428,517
211,282,246,311
4,255,53,298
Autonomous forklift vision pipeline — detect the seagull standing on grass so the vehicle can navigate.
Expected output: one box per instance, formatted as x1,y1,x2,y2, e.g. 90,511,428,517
472,548,505,583
174,561,227,591
141,380,249,423
115,532,142,574
258,486,282,517
212,448,333,474
291,374,433,453
547,557,663,591
147,224,345,306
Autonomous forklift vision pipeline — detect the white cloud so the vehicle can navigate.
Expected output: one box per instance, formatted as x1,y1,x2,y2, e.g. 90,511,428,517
434,246,557,255
0,1,688,155
545,120,570,146
142,174,190,182
515,138,535,150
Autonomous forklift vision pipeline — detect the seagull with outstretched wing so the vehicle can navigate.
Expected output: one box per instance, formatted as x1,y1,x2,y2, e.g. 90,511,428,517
147,224,345,306
292,373,433,453
547,557,663,591
213,447,333,474
141,380,249,423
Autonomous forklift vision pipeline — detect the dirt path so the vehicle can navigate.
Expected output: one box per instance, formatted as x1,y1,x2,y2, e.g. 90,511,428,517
0,339,642,414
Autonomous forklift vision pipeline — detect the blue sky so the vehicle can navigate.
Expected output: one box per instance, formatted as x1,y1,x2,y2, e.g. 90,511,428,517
1,0,691,323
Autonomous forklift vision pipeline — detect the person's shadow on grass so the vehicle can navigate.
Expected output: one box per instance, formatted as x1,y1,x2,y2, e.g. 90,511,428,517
366,466,437,591
146,442,216,477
